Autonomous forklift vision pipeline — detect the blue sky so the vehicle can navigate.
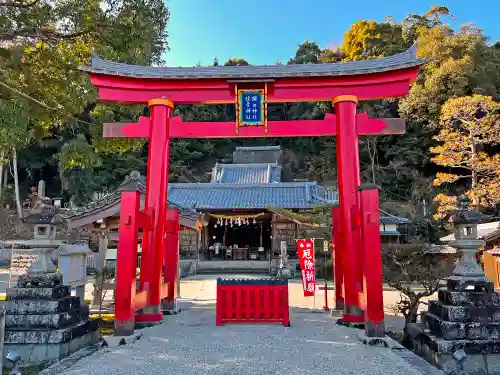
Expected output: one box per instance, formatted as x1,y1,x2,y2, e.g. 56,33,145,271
163,0,499,67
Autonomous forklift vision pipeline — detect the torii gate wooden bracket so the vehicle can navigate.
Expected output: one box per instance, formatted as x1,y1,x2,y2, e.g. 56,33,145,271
103,112,405,139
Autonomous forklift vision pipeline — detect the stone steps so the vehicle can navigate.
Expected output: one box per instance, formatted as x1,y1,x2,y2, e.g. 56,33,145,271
428,300,500,322
3,283,99,365
6,285,71,300
5,307,89,329
5,295,81,315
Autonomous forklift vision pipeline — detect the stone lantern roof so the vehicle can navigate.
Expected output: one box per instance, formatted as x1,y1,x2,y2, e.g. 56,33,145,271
21,198,65,226
447,195,491,225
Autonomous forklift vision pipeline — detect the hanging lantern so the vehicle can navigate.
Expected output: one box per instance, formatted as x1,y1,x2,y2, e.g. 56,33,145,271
253,218,257,224
212,236,216,240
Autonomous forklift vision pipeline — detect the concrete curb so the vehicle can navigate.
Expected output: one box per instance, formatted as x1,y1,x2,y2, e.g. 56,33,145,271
39,340,104,375
381,336,445,375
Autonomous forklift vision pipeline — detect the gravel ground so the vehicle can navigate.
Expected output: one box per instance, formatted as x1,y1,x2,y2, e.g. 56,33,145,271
58,275,430,375
60,302,424,375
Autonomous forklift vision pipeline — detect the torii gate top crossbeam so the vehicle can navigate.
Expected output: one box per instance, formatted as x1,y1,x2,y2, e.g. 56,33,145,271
79,45,425,104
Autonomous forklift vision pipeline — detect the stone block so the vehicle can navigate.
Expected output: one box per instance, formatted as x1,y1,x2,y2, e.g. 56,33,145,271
5,307,89,329
407,323,500,355
5,319,99,345
438,289,500,307
429,300,500,322
103,331,142,348
6,286,70,300
5,296,80,315
439,353,487,375
423,313,500,340
447,278,493,293
4,329,100,366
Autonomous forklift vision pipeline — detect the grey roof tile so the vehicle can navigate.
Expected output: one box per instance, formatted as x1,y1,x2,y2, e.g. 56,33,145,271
380,216,410,225
167,182,337,210
65,175,197,220
79,45,425,79
211,163,282,184
235,146,281,152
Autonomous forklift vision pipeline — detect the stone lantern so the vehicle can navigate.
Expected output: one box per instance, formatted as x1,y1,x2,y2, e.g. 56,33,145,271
407,195,500,375
17,197,66,287
447,194,489,288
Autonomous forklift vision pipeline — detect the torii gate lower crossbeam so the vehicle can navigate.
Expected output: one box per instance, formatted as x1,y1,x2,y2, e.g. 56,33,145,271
105,95,403,333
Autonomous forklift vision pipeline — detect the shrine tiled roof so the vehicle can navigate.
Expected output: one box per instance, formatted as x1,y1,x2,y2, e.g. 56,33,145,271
167,182,338,210
211,163,282,184
65,173,198,223
235,146,281,152
80,45,425,80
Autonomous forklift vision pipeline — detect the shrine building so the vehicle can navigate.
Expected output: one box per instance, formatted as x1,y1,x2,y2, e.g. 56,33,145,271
67,145,409,262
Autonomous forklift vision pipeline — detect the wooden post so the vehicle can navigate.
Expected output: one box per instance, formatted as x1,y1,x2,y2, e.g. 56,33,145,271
114,191,141,336
334,95,364,323
358,184,385,337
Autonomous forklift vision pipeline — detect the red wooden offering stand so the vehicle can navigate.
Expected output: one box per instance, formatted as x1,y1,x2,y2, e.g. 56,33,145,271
216,278,290,327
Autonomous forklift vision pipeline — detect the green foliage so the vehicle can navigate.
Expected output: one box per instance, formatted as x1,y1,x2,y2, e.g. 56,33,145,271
59,135,102,170
0,98,31,152
224,58,249,66
0,0,170,202
343,20,408,61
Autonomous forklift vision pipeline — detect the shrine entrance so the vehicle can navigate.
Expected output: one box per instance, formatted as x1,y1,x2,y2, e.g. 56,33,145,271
80,46,425,336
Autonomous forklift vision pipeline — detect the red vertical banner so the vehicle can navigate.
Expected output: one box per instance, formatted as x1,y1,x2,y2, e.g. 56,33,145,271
296,239,316,297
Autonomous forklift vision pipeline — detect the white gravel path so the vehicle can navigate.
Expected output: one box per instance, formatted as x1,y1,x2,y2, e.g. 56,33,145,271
59,300,428,375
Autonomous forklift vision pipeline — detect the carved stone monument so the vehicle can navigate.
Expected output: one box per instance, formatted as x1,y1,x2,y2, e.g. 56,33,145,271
408,195,500,375
276,240,292,279
3,201,99,366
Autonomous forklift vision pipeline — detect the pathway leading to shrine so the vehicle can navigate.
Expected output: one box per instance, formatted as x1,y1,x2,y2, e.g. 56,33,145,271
58,275,439,375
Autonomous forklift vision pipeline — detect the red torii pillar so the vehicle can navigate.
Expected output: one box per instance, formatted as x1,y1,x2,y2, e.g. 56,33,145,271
138,98,174,322
334,95,364,323
162,208,180,313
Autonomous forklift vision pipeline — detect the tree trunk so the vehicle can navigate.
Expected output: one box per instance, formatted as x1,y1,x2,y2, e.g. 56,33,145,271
402,299,420,347
471,142,479,210
12,148,22,218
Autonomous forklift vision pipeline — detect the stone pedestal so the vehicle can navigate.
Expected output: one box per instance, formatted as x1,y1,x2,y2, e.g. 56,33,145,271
3,276,100,366
408,195,500,374
408,279,500,375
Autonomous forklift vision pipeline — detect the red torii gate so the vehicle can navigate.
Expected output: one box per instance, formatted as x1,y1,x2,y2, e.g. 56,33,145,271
80,46,424,336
